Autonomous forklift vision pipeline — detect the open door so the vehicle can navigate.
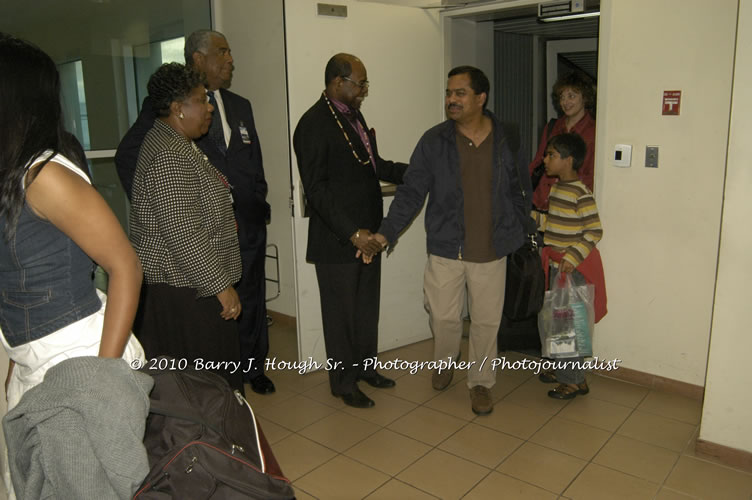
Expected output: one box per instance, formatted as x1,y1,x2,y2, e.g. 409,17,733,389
284,0,445,367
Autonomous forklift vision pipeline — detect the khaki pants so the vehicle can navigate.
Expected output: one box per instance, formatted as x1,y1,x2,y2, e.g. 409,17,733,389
424,254,506,388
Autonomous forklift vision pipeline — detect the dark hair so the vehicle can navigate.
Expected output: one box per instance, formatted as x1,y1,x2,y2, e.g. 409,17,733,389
324,54,353,87
184,29,224,68
0,34,84,240
148,62,203,118
448,65,490,109
547,132,586,171
551,71,596,116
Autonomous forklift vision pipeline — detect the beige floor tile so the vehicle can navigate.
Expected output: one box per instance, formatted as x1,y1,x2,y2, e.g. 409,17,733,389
530,416,612,461
617,411,696,452
291,486,319,500
298,410,379,452
402,338,435,361
388,371,442,404
637,390,703,425
345,428,431,476
256,416,292,444
273,434,337,481
295,455,389,500
365,479,439,499
491,371,529,401
302,381,347,409
497,442,586,494
557,396,633,432
593,434,679,483
424,380,479,420
502,377,571,416
654,487,699,499
587,375,649,408
664,456,752,500
474,400,553,440
388,406,467,446
396,448,491,500
464,471,558,500
563,463,659,500
341,390,418,427
439,422,524,468
270,366,329,394
255,394,336,431
243,384,297,410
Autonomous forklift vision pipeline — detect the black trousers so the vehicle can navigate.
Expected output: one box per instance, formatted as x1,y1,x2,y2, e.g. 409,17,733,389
236,224,270,382
314,257,381,396
133,283,244,393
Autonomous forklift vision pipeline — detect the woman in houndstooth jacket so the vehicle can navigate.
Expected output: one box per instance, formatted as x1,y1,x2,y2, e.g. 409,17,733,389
129,63,244,392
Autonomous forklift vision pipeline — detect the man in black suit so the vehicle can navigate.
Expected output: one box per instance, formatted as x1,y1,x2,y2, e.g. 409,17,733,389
293,53,407,408
115,30,275,395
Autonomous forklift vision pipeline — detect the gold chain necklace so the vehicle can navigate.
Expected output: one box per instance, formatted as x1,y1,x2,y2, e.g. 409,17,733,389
322,92,371,166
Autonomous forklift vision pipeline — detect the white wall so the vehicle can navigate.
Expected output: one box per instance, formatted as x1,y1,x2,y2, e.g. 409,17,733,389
213,0,296,316
285,0,444,359
700,1,752,452
593,0,737,386
445,18,495,109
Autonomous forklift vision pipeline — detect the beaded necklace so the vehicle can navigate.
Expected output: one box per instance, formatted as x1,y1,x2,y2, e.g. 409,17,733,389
322,92,371,166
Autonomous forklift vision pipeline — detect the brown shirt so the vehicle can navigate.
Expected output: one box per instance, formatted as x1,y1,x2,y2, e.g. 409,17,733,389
456,131,496,263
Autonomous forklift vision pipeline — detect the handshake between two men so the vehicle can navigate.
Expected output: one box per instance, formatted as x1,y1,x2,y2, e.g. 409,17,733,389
350,229,388,264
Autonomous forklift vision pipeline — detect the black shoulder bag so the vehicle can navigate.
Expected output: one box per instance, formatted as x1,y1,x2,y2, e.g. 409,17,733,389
504,156,546,321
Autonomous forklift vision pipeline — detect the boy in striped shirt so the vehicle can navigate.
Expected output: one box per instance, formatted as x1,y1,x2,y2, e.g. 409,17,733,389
533,132,604,399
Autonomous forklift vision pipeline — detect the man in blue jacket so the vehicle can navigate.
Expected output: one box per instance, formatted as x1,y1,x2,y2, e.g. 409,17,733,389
374,66,529,415
115,30,275,395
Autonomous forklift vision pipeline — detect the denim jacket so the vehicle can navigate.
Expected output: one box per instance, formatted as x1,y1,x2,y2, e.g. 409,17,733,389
0,155,101,347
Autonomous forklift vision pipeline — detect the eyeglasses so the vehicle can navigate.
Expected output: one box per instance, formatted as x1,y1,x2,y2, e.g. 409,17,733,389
342,76,369,89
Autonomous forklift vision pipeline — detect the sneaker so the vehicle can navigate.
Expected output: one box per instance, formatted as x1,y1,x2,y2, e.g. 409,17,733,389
470,385,493,415
432,368,454,391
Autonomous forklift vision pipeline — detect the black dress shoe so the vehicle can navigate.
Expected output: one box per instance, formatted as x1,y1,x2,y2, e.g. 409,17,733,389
249,374,276,395
341,388,375,408
357,372,396,389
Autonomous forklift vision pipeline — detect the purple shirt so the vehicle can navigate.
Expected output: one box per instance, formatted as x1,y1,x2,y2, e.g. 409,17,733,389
329,96,376,169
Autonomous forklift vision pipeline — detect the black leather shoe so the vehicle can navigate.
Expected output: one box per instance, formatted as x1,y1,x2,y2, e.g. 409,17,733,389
249,374,276,395
357,372,396,389
341,388,375,408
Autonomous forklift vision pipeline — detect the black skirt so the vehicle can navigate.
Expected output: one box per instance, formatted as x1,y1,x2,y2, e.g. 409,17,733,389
133,283,243,393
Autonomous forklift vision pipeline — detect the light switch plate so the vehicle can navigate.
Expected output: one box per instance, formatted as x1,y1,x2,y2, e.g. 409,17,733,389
613,144,632,167
646,146,659,168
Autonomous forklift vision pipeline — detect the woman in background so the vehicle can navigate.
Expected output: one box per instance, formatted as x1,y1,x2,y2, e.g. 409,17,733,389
129,63,243,392
529,71,596,211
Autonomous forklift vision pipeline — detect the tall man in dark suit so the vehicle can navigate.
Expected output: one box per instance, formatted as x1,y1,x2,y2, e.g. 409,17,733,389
115,30,275,394
293,53,407,408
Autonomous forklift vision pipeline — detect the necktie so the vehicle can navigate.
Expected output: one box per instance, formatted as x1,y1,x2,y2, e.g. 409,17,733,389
207,91,227,155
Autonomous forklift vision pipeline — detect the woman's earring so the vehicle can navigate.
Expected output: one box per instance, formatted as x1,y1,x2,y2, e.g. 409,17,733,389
179,112,184,119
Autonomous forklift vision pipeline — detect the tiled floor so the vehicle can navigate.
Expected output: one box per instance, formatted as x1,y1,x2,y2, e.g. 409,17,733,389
248,319,752,500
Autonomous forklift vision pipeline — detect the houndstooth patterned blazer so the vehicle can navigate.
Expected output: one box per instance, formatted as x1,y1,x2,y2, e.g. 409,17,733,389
129,119,241,297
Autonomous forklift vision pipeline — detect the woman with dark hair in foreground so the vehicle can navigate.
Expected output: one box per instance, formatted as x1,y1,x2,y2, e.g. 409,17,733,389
0,33,145,496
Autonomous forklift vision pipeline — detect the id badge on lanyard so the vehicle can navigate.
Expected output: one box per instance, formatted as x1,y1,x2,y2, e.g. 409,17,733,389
239,121,252,145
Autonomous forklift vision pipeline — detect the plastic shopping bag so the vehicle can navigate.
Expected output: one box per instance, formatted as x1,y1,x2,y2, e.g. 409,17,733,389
538,270,595,358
